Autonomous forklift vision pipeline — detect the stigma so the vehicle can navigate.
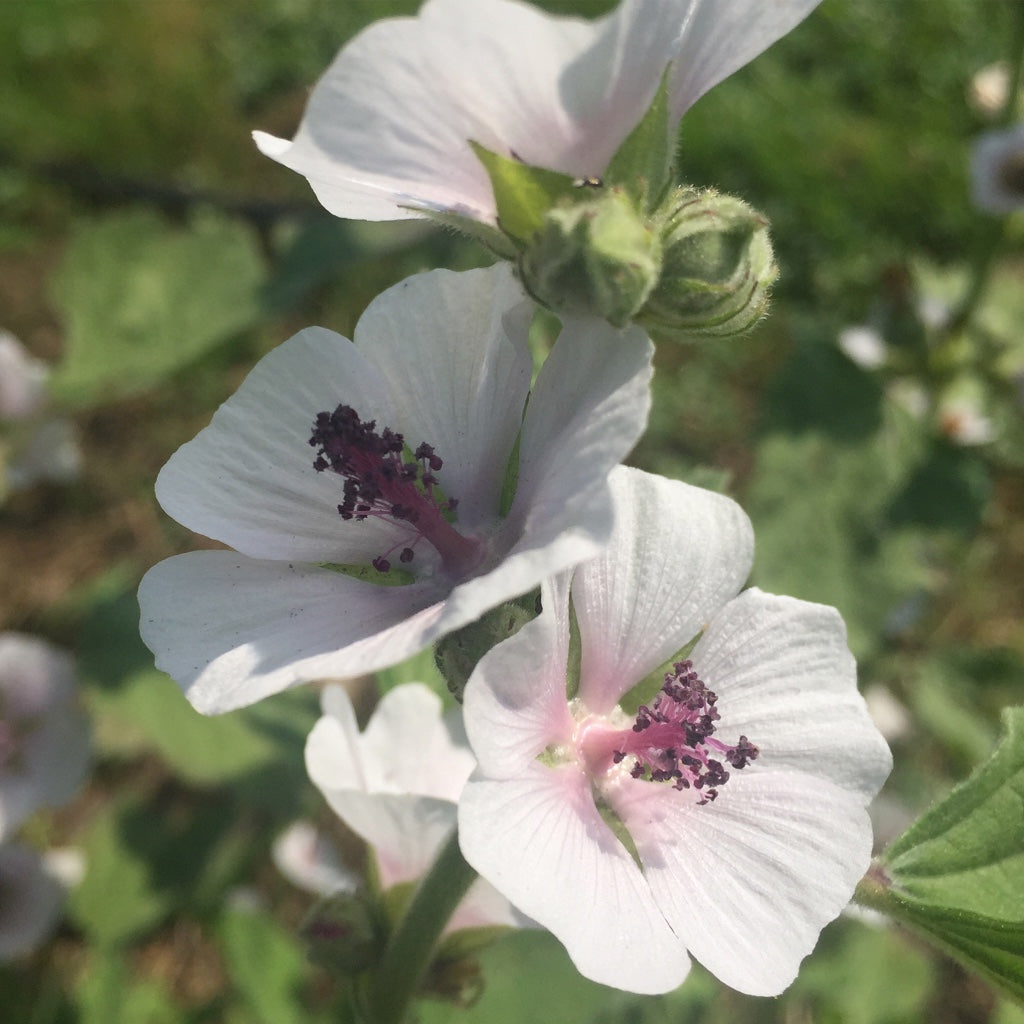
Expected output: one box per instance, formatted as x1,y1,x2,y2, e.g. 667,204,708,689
607,660,758,805
310,404,485,578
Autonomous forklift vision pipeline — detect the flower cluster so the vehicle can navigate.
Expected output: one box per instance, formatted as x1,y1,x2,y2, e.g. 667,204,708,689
138,0,895,1011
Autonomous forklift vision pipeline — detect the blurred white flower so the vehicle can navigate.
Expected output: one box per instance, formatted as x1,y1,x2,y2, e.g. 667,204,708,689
459,467,891,996
272,819,359,897
255,0,820,226
837,325,887,370
0,843,65,961
0,633,90,841
938,393,996,446
863,684,911,743
970,122,1024,214
0,331,82,497
139,265,652,713
306,682,526,933
0,332,49,422
968,62,1010,119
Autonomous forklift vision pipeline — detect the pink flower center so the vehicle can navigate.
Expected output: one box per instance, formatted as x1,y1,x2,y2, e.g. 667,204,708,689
585,660,758,806
310,405,485,578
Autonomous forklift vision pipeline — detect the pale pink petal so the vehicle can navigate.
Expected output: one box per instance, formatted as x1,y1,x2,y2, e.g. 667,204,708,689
272,820,358,896
572,468,753,714
615,770,873,996
138,552,448,713
458,762,689,994
691,589,892,798
462,575,575,778
350,265,532,527
155,325,396,564
305,689,366,793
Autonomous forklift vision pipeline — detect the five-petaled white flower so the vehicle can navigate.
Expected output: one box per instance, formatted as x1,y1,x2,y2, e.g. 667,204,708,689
306,682,525,933
254,0,821,225
139,265,652,713
0,633,90,842
458,466,892,996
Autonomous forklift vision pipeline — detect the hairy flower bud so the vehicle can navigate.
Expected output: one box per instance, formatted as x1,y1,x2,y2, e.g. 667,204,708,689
638,187,777,341
519,188,662,328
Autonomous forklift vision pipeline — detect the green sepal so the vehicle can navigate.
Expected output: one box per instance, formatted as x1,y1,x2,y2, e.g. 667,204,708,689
604,68,674,211
318,562,415,587
300,890,385,977
469,141,579,246
415,205,520,261
564,596,582,701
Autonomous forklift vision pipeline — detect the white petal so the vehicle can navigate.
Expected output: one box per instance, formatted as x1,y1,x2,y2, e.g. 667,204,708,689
138,552,448,713
331,791,457,891
572,468,753,714
351,265,532,527
691,589,892,799
668,0,822,120
155,325,397,563
359,684,476,800
255,0,598,223
0,331,49,422
458,763,689,994
618,770,873,996
305,689,366,794
462,575,575,778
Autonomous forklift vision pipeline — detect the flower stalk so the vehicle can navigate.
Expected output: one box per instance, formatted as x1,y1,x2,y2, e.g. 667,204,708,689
362,827,478,1024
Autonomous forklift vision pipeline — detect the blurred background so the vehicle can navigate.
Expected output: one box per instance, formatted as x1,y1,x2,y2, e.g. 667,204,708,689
1,0,1023,1021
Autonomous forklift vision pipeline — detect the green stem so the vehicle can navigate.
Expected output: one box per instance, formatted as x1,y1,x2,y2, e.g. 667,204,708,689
946,0,1024,337
362,827,478,1024
852,861,901,917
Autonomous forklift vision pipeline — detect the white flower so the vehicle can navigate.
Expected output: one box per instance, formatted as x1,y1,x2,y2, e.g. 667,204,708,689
458,466,891,996
5,419,83,493
970,122,1024,214
968,62,1010,119
0,843,66,960
306,682,523,932
937,394,996,446
272,820,359,897
254,0,820,225
837,325,886,370
0,332,49,422
138,265,652,713
0,634,90,841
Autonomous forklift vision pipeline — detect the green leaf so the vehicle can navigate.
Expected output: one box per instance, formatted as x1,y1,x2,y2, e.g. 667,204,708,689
878,706,1024,1001
469,142,578,246
884,706,1024,917
219,905,311,1024
49,209,264,407
604,70,673,210
75,950,183,1024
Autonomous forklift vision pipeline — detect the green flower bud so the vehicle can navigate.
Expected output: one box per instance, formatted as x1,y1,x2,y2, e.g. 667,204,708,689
301,890,383,975
518,187,662,328
435,592,540,702
638,186,777,341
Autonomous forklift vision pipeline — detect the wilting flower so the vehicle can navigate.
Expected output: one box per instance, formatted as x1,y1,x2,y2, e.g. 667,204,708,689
0,634,90,841
458,467,891,996
254,0,820,226
139,265,652,713
306,682,523,932
970,122,1024,214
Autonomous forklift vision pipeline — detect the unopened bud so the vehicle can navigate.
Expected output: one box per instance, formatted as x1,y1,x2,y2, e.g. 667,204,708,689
638,187,777,341
519,188,661,328
300,890,382,975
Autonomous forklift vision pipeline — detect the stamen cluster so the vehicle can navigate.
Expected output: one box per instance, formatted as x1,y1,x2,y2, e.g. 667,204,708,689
612,660,758,805
310,404,458,572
